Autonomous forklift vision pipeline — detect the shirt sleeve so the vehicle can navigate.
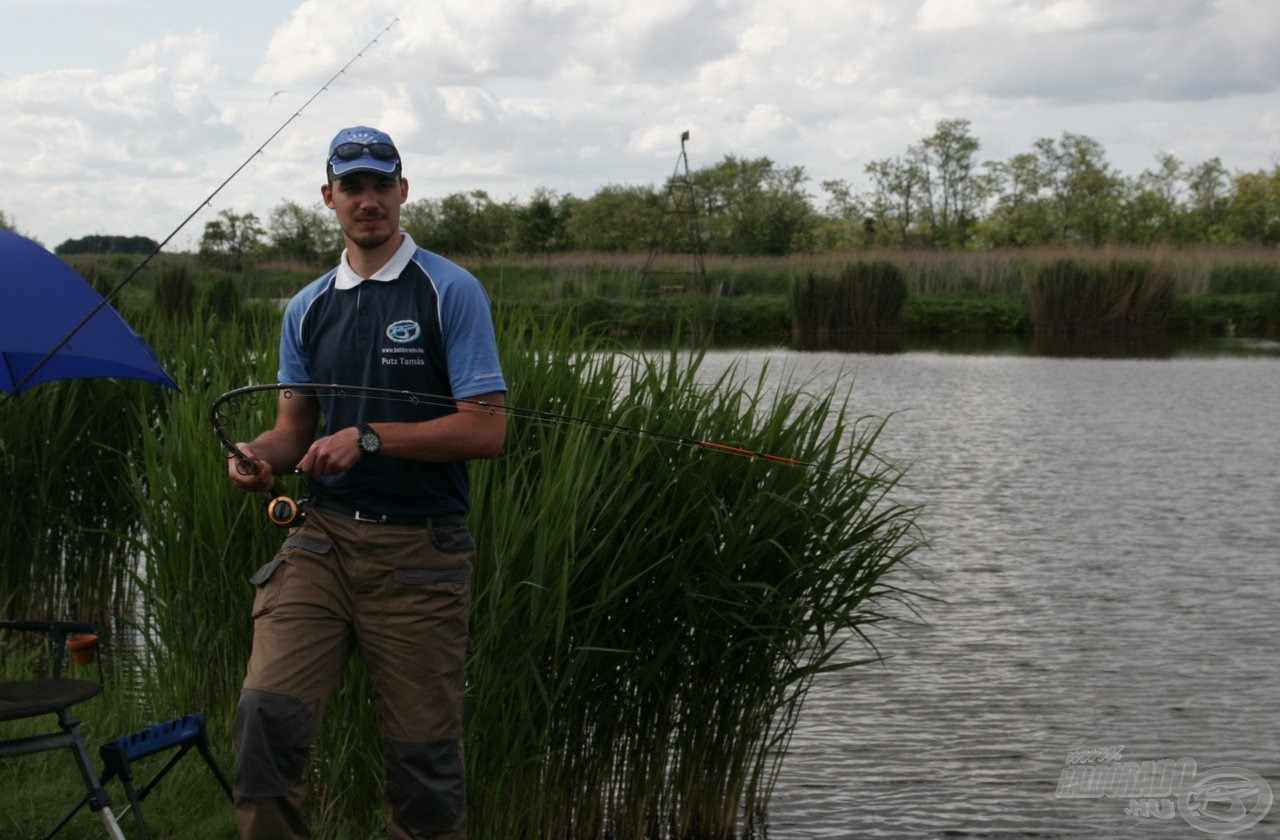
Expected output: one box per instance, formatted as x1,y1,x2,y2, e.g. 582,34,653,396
277,274,333,383
439,269,507,399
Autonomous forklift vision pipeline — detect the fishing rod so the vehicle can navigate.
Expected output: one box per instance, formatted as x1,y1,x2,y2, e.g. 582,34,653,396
211,382,819,527
0,20,399,407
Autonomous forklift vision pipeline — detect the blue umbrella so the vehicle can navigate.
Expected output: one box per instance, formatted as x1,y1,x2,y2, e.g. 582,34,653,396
0,228,177,395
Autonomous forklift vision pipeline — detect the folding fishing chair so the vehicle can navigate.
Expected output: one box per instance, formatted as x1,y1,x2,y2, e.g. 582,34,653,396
0,619,127,839
1,622,235,839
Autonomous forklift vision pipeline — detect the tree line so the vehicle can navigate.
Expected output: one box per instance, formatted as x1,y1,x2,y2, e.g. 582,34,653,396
7,119,1278,267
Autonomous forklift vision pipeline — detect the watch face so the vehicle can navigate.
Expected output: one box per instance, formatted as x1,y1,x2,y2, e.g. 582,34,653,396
359,426,380,454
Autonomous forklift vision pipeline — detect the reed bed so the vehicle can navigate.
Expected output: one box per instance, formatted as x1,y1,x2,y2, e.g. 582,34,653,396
790,261,909,342
1026,259,1175,333
467,245,1280,300
1,286,924,838
64,245,1280,310
465,319,922,837
125,302,285,719
0,378,148,628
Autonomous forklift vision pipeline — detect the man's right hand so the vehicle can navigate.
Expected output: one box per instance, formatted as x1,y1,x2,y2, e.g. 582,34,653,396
227,444,275,494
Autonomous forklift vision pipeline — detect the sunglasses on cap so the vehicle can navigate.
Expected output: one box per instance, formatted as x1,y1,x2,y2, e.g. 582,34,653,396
330,142,400,162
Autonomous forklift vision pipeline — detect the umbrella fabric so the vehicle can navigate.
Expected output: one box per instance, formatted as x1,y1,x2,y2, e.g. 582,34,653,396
0,228,177,394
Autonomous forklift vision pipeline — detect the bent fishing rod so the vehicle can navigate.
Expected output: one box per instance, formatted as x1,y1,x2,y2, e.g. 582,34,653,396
211,382,819,527
0,20,399,408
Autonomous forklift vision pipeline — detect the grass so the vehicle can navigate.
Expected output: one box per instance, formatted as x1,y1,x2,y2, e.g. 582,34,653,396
469,245,1280,299
0,377,150,624
901,293,1030,335
1168,292,1280,335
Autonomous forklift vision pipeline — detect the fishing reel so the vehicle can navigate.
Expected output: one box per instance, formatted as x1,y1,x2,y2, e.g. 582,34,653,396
265,492,304,528
224,446,306,528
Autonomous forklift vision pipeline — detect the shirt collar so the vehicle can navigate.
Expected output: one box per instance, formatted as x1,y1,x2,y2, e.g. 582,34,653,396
333,233,417,290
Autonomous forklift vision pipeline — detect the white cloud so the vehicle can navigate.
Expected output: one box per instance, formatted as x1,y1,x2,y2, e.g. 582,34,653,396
255,0,401,86
917,0,1213,33
438,87,502,125
123,30,221,82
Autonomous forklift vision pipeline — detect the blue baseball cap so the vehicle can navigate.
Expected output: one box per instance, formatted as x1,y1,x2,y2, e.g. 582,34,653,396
327,126,402,180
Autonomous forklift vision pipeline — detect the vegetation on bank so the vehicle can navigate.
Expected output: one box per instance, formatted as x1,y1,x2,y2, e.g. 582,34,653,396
1,303,924,838
59,245,1280,345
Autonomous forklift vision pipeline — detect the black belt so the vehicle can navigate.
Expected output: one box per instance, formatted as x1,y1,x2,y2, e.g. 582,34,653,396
307,497,463,528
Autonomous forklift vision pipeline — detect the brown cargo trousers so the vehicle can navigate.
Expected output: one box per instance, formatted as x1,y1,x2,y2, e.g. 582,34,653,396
232,506,473,839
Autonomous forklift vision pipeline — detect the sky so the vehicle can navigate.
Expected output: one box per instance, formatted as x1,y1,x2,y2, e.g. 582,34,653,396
3,0,1279,251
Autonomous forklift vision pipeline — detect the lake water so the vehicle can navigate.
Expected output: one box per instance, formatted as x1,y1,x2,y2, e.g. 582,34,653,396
697,338,1280,839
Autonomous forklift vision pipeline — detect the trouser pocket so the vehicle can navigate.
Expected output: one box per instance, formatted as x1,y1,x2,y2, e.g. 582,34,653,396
247,532,333,619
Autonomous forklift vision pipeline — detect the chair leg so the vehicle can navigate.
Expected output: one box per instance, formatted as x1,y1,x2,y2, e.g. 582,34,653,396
110,756,153,840
96,807,128,840
38,708,126,840
197,729,235,801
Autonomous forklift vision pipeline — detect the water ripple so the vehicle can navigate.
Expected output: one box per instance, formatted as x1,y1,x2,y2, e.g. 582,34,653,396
701,351,1280,839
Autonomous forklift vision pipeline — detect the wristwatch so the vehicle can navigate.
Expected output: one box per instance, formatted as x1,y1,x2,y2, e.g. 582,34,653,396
356,423,381,456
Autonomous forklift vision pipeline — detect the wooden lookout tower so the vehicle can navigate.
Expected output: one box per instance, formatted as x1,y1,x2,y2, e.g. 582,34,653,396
641,131,706,293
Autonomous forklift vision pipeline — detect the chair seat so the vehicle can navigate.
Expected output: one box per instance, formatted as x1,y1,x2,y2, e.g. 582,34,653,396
0,679,103,721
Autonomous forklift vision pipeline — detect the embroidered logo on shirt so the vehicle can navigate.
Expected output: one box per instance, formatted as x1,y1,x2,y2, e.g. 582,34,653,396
386,320,421,343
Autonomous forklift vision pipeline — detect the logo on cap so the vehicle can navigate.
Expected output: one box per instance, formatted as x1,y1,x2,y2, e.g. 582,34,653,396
327,125,401,179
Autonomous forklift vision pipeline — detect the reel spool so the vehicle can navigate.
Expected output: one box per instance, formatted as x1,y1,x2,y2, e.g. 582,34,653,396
266,494,303,528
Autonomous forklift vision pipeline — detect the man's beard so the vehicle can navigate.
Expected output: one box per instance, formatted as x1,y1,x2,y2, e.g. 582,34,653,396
346,217,396,250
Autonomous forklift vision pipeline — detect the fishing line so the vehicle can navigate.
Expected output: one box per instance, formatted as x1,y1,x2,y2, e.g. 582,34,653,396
211,382,819,526
1,19,399,405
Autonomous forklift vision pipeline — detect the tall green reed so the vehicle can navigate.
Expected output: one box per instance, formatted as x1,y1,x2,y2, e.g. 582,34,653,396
467,311,923,837
0,377,153,627
791,261,910,343
128,288,392,833
1026,259,1175,333
125,298,285,720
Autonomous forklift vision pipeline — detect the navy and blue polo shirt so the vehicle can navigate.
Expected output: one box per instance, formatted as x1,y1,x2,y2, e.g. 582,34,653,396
278,234,506,517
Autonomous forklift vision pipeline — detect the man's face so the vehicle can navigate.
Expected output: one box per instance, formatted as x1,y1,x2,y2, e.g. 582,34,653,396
322,172,409,251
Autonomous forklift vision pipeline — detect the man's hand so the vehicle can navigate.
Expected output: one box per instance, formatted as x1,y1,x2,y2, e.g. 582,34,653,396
227,444,277,494
295,427,363,476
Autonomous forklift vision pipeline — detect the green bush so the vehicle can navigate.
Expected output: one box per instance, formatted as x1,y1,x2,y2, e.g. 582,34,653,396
901,293,1030,334
1167,293,1274,335
1208,262,1280,295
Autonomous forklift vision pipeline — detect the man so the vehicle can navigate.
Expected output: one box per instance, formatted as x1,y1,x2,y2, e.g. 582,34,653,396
226,125,506,839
